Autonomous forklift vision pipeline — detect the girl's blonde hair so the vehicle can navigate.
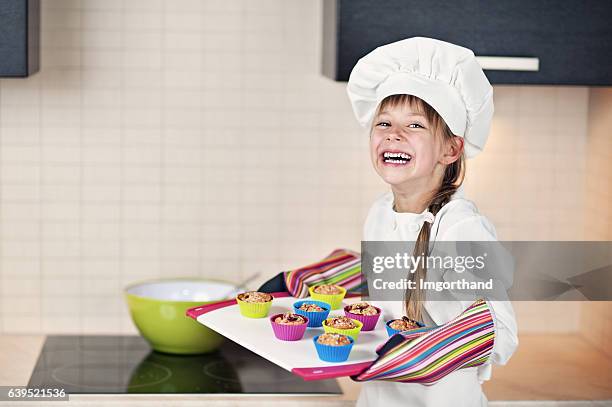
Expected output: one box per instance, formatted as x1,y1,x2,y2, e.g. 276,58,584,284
371,94,466,321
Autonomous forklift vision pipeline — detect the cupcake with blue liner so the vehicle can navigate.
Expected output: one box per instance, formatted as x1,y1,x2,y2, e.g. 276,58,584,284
313,333,354,362
385,316,425,336
293,300,331,327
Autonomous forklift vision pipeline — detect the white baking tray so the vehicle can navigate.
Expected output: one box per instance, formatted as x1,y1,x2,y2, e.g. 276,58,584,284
187,292,396,380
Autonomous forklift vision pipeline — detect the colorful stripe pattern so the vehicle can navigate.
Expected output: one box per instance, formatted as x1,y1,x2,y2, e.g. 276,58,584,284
283,249,364,298
374,326,436,354
354,299,494,385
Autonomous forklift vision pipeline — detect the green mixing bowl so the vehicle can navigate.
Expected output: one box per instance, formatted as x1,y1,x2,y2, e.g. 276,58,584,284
124,278,239,355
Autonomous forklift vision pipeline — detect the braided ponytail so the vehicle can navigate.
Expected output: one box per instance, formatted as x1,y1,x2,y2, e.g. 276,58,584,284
370,94,465,321
405,155,464,321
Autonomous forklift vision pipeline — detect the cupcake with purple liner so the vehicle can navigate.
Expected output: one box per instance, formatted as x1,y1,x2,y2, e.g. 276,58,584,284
293,300,331,327
313,333,354,362
385,316,425,336
344,302,381,331
270,312,309,341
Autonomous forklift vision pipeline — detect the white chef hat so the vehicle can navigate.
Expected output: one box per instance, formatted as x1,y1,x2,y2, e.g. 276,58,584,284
346,37,494,158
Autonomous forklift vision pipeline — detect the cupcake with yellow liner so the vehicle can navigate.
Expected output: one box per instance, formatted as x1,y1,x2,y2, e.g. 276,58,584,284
308,284,346,310
236,291,273,318
322,316,363,341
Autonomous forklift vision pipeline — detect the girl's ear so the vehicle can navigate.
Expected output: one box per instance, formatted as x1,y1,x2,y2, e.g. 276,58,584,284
441,136,464,164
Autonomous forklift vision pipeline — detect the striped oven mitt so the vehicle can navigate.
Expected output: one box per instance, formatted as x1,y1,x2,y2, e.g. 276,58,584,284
353,299,495,385
284,249,364,298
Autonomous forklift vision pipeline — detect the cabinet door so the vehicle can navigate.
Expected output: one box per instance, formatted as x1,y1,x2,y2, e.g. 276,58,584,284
0,0,39,77
323,0,612,85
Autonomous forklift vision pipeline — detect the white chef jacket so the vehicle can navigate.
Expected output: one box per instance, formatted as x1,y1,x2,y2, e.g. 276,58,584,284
357,185,519,407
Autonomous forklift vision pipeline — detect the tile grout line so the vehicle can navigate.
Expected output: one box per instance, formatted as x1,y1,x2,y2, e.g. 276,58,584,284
119,0,126,333
37,39,43,334
160,0,165,281
78,0,84,335
239,0,247,284
198,3,205,279
277,0,286,272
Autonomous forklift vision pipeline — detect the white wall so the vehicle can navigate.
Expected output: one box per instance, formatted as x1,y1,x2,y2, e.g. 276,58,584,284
581,88,612,356
0,0,590,334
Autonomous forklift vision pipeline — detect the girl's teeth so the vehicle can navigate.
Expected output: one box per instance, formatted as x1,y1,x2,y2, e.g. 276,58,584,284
383,158,408,164
382,151,411,160
382,151,412,164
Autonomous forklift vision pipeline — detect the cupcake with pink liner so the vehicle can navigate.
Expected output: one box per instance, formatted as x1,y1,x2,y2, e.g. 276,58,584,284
269,312,309,341
344,302,381,331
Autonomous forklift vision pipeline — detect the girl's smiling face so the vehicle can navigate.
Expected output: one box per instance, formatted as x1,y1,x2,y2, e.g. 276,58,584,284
370,101,444,188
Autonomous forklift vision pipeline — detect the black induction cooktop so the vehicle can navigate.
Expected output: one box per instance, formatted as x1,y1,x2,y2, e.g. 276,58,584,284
27,336,342,395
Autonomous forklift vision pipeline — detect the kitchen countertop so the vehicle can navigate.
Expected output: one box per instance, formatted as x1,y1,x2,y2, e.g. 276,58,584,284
0,334,359,407
0,334,610,406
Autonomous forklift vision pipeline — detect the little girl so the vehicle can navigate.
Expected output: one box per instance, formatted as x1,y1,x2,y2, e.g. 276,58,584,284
347,37,519,406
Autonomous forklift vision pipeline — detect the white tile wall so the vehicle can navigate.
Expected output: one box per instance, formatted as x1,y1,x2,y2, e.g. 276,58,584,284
584,88,612,240
581,88,612,356
0,0,592,334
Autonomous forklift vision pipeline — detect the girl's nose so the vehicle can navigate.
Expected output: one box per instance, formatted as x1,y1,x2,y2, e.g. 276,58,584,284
386,133,403,142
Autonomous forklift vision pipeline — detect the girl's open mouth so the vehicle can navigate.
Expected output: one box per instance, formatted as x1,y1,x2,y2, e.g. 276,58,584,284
381,151,412,166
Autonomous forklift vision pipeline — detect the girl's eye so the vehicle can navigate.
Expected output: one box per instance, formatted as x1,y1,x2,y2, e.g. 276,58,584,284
375,122,425,129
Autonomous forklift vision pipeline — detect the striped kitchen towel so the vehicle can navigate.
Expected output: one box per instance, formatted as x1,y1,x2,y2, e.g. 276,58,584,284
284,249,364,298
354,299,495,384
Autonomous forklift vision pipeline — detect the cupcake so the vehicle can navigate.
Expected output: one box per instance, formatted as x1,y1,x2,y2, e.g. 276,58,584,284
317,332,351,346
326,316,357,329
270,312,309,341
274,312,307,325
344,302,381,331
293,300,331,327
385,316,425,336
298,303,326,312
236,291,273,318
313,333,354,362
313,285,344,295
322,316,363,340
308,284,346,310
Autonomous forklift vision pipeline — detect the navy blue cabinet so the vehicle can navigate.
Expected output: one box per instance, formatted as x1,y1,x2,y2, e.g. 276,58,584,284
0,0,40,77
322,0,612,85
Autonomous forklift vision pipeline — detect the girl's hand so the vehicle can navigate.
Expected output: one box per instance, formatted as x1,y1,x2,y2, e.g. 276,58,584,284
353,299,494,385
